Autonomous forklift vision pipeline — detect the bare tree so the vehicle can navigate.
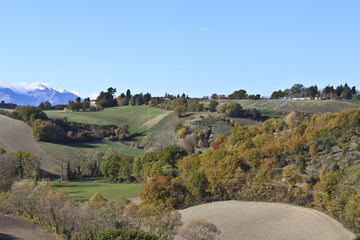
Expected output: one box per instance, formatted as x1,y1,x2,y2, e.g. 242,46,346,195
179,219,221,240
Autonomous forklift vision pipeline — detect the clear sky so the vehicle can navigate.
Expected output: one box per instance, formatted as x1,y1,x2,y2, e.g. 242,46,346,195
0,1,359,98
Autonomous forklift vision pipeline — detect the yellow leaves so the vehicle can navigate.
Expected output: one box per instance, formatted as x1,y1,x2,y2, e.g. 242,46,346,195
176,128,187,138
285,111,297,129
315,166,338,198
282,164,299,188
67,131,73,138
88,192,107,209
244,149,263,168
309,144,318,157
345,192,360,228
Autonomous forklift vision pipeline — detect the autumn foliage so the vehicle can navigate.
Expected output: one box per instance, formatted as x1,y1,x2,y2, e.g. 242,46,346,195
141,107,360,232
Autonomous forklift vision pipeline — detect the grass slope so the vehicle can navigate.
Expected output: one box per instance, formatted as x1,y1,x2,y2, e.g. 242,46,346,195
0,115,58,174
45,106,171,133
39,139,144,166
52,181,146,201
208,99,360,114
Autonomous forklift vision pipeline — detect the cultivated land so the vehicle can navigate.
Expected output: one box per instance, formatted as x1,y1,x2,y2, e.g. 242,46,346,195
0,115,58,174
45,106,171,133
178,201,356,240
52,181,146,201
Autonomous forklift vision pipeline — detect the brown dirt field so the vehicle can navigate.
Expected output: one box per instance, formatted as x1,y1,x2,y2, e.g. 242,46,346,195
177,201,356,240
0,115,58,174
0,215,56,240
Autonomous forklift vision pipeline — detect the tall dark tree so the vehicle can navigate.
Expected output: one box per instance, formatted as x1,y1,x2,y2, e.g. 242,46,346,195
144,92,152,105
306,85,319,98
126,89,131,105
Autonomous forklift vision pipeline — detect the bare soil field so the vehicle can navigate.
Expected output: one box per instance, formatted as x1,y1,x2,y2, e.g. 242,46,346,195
0,115,58,174
0,215,56,240
178,201,356,240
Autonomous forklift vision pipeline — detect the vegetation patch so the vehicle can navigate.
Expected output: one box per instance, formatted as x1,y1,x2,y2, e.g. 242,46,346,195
52,180,146,201
39,139,144,171
212,99,360,114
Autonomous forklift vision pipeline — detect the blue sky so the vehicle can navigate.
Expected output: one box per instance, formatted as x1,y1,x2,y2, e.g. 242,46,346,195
0,1,359,98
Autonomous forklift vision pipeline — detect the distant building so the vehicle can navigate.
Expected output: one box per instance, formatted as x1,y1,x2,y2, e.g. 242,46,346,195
90,100,96,107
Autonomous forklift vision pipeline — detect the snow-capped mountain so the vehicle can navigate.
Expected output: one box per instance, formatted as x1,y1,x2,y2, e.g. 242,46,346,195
0,82,80,106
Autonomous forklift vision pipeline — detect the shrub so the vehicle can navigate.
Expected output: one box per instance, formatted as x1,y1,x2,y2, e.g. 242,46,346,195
32,119,57,142
92,229,158,240
179,219,221,240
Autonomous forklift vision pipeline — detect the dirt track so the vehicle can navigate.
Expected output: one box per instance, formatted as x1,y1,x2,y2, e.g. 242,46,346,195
178,201,356,240
0,115,58,174
0,215,56,240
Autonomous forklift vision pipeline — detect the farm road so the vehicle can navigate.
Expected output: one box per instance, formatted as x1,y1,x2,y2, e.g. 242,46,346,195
0,215,56,240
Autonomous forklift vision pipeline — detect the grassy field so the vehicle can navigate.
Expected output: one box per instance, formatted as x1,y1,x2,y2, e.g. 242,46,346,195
39,139,144,165
45,106,171,133
202,99,360,114
52,180,146,201
40,107,175,169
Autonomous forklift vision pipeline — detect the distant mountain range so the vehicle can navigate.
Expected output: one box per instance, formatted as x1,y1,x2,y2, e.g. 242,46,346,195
0,82,79,106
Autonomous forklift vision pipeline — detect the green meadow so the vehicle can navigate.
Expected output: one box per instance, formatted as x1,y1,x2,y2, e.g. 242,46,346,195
52,180,146,201
45,106,171,133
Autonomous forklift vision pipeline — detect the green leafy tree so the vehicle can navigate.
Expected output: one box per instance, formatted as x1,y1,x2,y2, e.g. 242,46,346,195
171,98,187,108
226,102,243,117
174,106,187,118
101,154,134,180
208,100,218,112
95,87,117,109
13,106,47,122
228,89,247,99
32,119,57,142
187,101,204,112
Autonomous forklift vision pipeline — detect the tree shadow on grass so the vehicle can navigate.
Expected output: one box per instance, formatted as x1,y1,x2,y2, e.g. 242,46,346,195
56,140,103,149
0,233,19,240
53,184,99,188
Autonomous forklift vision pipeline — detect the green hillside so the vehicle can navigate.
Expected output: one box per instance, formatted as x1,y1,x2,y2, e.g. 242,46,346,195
53,181,146,201
202,99,360,114
39,139,144,168
44,106,180,154
45,106,171,133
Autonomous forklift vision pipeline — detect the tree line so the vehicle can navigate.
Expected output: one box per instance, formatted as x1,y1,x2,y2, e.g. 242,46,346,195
271,83,358,99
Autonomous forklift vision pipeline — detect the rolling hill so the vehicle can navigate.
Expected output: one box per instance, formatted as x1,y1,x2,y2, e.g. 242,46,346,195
45,106,172,133
204,99,360,114
178,201,356,240
0,115,58,174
